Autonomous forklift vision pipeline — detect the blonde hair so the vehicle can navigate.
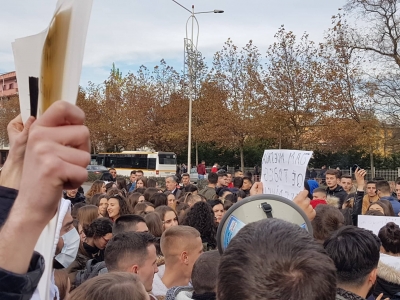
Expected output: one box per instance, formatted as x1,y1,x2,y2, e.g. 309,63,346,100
86,180,104,199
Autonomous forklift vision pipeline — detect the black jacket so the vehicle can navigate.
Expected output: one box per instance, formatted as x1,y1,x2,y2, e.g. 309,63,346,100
326,185,348,209
75,259,107,288
0,186,45,300
63,191,86,205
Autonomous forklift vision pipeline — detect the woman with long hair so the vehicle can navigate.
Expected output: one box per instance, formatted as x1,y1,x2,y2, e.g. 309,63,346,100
86,180,106,200
116,177,128,197
126,192,145,211
77,205,100,242
92,193,109,217
133,202,155,215
107,194,132,222
155,205,179,232
367,200,395,216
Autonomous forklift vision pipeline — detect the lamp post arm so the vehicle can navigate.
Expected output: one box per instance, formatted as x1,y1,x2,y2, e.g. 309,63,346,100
171,0,192,14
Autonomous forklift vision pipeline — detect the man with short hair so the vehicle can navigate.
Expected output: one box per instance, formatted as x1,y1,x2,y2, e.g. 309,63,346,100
152,226,203,297
113,215,149,235
230,176,243,193
376,180,400,215
63,188,85,205
165,176,181,199
395,181,400,201
218,218,337,300
325,169,347,209
216,172,228,188
226,173,233,188
181,173,190,188
127,170,137,192
234,170,244,178
197,160,206,180
241,177,253,196
105,232,159,294
136,170,144,179
199,173,217,200
109,168,117,182
341,175,354,194
324,226,381,300
362,181,379,214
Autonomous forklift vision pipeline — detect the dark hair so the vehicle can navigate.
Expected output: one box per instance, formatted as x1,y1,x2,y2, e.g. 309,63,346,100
313,187,327,195
136,177,148,188
90,193,106,207
176,202,190,223
107,194,132,216
208,199,223,209
217,172,227,178
69,272,148,300
155,205,178,226
144,212,163,238
182,173,190,178
341,175,352,180
366,181,377,186
182,202,216,249
136,170,144,175
130,170,136,175
376,180,391,194
112,214,146,235
144,187,159,202
150,193,168,208
134,187,146,194
184,184,198,193
192,251,220,294
133,202,154,215
312,205,344,243
100,173,114,182
365,210,384,216
218,219,337,300
208,173,218,184
233,177,243,189
379,222,400,254
237,190,246,200
223,200,233,211
147,178,157,188
72,202,87,219
325,169,340,178
116,178,127,192
368,200,395,216
105,182,115,192
105,232,156,272
84,218,113,239
127,192,143,211
323,226,381,287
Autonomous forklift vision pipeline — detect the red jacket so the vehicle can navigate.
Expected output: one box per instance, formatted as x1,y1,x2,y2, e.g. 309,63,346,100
197,164,206,175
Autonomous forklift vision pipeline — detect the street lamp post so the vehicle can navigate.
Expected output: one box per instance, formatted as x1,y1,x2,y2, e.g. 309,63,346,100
171,0,223,172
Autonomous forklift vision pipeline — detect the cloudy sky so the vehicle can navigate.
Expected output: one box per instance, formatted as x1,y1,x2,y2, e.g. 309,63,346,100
1,0,347,86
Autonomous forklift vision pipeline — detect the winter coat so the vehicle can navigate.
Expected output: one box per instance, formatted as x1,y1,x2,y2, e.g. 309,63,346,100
336,288,364,300
326,185,348,208
75,259,107,287
374,253,400,299
63,191,86,205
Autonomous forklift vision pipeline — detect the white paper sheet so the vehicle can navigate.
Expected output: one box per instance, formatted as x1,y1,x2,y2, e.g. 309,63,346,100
358,215,400,236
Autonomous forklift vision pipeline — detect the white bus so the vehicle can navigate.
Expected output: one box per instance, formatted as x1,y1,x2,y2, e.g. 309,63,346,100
94,151,177,177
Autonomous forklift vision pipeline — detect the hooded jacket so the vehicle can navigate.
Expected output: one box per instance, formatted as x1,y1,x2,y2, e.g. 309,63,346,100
374,253,400,299
326,185,348,209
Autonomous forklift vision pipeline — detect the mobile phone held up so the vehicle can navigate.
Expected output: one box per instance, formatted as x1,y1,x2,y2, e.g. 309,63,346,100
352,164,360,173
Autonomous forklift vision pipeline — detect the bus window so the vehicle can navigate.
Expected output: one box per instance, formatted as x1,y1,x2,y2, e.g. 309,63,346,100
159,153,176,165
148,158,156,170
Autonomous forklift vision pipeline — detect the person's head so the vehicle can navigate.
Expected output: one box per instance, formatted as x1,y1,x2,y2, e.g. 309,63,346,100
226,173,232,184
241,177,253,191
69,272,149,300
136,170,144,179
100,172,114,182
366,181,377,197
325,169,340,189
155,205,179,231
143,187,160,202
208,172,218,185
183,193,202,207
146,178,157,188
218,218,337,300
234,170,243,178
160,226,203,279
201,160,205,165
54,270,70,300
312,205,344,244
182,202,216,248
217,172,228,187
184,184,198,194
86,180,106,198
133,202,155,215
233,177,243,189
324,226,381,298
105,232,158,292
150,193,168,208
340,175,353,193
376,180,391,197
143,212,163,238
365,210,384,216
182,173,190,186
368,200,394,216
90,193,106,214
313,187,327,200
127,192,145,211
165,176,178,191
77,205,100,241
237,190,247,201
66,188,79,198
223,199,233,211
192,250,220,294
130,171,137,183
176,202,190,223
84,218,113,250
395,181,400,200
166,192,176,209
71,202,87,219
109,168,117,179
107,194,132,220
116,177,127,191
208,199,225,224
136,178,147,189
105,182,116,192
112,214,149,235
379,222,400,255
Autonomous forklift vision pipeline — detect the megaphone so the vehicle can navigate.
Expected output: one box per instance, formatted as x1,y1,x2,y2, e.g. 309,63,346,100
217,194,313,254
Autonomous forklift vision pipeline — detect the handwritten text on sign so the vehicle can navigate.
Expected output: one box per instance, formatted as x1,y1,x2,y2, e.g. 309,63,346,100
261,150,313,200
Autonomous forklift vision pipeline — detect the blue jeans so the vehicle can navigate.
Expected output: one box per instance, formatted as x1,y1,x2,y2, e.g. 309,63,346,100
198,174,205,180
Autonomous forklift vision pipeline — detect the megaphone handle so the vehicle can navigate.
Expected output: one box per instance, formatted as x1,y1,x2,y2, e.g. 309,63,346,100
261,202,273,218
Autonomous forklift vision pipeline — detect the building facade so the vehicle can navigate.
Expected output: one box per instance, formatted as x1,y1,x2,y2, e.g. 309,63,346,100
0,71,18,98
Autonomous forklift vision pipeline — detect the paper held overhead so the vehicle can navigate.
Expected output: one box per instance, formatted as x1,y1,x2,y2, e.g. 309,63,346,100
12,0,93,123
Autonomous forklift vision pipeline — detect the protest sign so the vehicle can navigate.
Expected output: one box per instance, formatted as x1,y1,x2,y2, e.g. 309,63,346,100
261,150,313,200
358,215,400,236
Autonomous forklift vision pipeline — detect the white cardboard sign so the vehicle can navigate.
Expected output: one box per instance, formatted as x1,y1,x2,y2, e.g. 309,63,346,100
358,215,400,236
261,150,313,200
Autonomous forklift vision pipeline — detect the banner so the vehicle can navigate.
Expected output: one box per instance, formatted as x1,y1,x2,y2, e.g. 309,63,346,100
261,150,313,200
358,215,400,236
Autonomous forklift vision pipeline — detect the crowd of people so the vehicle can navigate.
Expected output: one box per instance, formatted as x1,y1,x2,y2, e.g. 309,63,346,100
1,101,400,300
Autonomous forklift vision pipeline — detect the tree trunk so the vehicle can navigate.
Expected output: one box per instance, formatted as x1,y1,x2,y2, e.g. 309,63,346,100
370,146,375,180
195,140,198,167
240,146,244,172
